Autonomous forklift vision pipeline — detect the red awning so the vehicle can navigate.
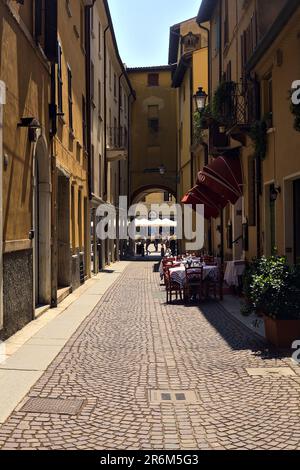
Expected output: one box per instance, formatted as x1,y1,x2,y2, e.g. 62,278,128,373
181,185,224,219
196,155,243,205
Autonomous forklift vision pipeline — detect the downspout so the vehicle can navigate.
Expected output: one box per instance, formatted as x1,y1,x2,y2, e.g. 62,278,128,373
50,63,57,307
117,72,124,260
85,5,93,201
198,22,213,255
190,65,194,188
127,91,135,204
103,24,110,199
0,81,5,331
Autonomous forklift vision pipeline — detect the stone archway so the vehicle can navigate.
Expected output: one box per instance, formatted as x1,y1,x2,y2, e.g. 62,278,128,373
33,135,51,307
131,185,177,205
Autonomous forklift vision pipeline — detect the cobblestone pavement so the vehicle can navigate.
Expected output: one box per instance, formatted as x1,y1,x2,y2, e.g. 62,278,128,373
1,261,300,450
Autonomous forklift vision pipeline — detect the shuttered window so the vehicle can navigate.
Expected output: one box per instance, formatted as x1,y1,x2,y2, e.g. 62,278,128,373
67,66,73,131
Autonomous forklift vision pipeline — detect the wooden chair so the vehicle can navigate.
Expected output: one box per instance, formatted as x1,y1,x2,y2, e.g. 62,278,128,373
204,264,224,300
165,268,183,304
162,261,174,286
184,266,204,303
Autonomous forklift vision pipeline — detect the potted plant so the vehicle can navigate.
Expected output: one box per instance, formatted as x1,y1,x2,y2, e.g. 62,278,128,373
243,257,300,347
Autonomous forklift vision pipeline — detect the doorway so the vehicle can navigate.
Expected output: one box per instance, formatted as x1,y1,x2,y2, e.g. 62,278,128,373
57,171,71,288
293,179,300,265
33,137,51,307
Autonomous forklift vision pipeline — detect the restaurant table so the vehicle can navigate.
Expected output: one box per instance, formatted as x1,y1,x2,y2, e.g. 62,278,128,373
169,265,218,289
224,260,246,287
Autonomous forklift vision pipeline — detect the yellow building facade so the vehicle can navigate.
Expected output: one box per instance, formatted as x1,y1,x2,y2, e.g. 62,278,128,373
0,0,52,338
168,17,209,251
197,0,300,264
128,67,177,204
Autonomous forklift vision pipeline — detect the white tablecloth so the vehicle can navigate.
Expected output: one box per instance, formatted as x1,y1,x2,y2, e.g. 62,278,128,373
169,266,218,289
224,261,246,287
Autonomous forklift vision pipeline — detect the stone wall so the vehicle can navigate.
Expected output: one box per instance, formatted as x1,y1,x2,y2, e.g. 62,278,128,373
1,249,33,340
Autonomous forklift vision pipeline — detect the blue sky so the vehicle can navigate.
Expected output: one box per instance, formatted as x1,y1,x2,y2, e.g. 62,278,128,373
108,0,201,67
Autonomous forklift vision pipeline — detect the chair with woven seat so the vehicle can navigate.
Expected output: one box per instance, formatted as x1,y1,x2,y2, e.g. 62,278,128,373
204,264,224,300
165,268,183,304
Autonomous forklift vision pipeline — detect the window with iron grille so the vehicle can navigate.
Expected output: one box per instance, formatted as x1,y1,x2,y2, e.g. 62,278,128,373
148,118,159,133
82,95,87,149
57,42,63,113
148,73,159,87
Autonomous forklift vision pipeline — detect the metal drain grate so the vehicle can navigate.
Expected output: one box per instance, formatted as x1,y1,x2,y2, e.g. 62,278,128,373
20,398,85,415
149,390,199,404
246,367,296,377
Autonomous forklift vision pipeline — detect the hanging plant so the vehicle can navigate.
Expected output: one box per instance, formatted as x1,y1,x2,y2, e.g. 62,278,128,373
193,105,211,144
249,114,269,161
211,81,236,124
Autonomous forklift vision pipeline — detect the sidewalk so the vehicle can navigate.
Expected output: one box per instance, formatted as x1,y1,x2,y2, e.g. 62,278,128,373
0,261,130,424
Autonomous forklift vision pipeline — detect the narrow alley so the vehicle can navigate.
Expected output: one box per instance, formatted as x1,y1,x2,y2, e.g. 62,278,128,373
0,261,300,451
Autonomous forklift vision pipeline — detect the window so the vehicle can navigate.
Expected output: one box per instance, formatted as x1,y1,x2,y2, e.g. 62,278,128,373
98,80,101,118
224,0,229,46
114,73,117,98
91,145,94,193
90,5,94,34
114,117,117,146
293,179,300,265
71,185,75,251
109,61,112,89
82,95,87,149
67,66,73,131
98,22,101,55
148,118,159,133
148,73,159,87
120,88,123,109
248,156,256,226
91,61,94,101
99,154,102,194
57,42,63,113
80,5,85,50
263,73,273,126
78,190,82,250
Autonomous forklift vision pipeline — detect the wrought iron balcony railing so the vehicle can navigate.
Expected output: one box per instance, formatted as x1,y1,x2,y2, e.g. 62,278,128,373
215,80,260,131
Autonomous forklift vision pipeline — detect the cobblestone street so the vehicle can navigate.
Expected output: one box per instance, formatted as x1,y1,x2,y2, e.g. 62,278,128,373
1,261,300,450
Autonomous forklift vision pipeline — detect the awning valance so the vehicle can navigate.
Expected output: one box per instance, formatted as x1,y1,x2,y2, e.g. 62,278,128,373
196,155,243,205
181,185,225,219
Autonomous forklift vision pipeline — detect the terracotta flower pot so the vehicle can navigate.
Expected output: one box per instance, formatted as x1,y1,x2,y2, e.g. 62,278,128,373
264,316,300,348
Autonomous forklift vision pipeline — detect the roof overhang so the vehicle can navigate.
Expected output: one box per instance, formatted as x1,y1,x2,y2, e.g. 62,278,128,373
171,52,192,88
246,0,300,72
197,0,218,24
168,24,181,65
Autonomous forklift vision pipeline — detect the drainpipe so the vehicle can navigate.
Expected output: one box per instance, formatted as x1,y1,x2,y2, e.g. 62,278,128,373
50,63,58,307
190,66,194,188
0,81,5,331
103,24,110,199
127,90,135,204
85,5,93,201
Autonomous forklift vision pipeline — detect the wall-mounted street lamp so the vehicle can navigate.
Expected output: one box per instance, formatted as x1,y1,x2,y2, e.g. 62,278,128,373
17,117,41,142
194,87,208,113
270,183,281,202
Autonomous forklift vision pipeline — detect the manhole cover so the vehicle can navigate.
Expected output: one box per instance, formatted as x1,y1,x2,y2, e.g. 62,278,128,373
20,398,84,415
246,367,296,377
149,390,199,404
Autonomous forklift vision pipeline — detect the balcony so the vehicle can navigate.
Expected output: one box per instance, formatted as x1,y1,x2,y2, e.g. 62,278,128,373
220,81,260,128
211,80,260,147
106,127,128,162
